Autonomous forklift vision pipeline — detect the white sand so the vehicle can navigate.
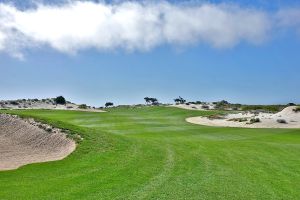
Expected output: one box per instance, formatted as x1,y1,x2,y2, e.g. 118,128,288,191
0,114,76,171
171,103,215,110
186,106,300,129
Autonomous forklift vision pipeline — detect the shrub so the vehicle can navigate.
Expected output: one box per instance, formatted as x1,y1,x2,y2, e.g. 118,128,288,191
293,107,300,113
202,105,209,109
250,118,260,124
228,118,247,122
208,115,224,120
195,101,202,104
45,127,52,132
78,104,87,109
10,101,19,105
185,103,190,105
54,96,66,105
277,119,287,124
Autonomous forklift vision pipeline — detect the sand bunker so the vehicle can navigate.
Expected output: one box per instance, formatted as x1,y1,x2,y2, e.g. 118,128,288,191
186,106,300,129
0,114,76,171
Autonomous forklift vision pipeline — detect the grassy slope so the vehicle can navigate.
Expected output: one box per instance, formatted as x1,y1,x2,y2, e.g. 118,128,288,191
0,107,300,199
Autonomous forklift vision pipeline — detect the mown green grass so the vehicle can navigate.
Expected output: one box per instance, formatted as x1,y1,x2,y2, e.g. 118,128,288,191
0,107,300,199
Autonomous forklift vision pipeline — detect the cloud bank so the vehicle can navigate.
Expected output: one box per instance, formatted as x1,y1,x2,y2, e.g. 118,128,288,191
0,1,298,57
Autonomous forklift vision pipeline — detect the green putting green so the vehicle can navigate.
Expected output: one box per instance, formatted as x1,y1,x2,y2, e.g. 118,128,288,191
1,107,300,199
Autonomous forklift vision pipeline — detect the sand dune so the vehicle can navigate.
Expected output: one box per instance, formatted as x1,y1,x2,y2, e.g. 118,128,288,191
186,106,300,129
0,114,76,171
0,99,105,112
171,103,215,110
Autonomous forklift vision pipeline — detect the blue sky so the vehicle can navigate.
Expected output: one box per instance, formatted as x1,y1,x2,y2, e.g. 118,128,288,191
1,0,300,106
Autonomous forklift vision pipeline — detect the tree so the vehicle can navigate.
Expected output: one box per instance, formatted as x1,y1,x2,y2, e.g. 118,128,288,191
144,97,151,104
144,97,159,105
105,102,114,108
150,98,158,105
174,96,186,104
55,96,66,105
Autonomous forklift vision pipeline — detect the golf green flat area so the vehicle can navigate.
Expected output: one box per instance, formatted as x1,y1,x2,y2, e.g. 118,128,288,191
1,107,300,199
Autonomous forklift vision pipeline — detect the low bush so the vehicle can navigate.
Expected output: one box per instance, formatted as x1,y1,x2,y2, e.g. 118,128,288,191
10,101,19,105
78,104,87,109
208,115,224,120
228,118,247,122
202,105,209,109
45,127,52,132
293,107,300,113
277,119,287,124
249,118,260,124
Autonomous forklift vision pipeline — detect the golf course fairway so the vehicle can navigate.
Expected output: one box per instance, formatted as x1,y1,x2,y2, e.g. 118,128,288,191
1,107,300,199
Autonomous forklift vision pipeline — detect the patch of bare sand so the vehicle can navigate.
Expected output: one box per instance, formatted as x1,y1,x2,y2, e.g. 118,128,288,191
0,114,76,171
186,106,300,129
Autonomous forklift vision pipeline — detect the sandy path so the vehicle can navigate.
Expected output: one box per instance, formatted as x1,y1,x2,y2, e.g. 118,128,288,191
186,106,300,129
0,114,76,171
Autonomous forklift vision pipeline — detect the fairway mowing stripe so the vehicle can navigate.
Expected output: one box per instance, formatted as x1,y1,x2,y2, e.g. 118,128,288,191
128,145,175,199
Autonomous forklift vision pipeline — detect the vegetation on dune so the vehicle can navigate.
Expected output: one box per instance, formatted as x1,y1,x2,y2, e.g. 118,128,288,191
78,104,88,109
0,107,300,199
277,119,287,124
293,106,300,112
54,96,66,105
249,118,261,124
228,117,248,122
241,105,286,112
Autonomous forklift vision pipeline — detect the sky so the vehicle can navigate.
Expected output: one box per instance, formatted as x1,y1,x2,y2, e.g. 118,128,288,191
0,0,300,106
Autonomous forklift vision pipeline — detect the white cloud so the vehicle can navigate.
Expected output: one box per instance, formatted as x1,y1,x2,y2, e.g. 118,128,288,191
0,1,274,57
276,8,300,33
0,31,5,50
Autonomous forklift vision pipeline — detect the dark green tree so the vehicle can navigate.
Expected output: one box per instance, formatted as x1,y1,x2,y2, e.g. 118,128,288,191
105,102,114,107
174,96,186,104
55,96,66,105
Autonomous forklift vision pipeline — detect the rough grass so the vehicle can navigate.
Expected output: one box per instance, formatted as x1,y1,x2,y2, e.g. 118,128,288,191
0,107,300,199
241,105,286,112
